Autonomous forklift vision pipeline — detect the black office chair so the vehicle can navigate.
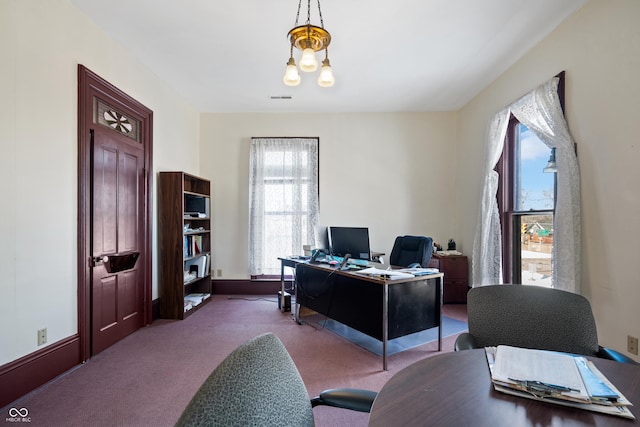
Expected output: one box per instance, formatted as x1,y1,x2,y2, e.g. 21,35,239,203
454,285,638,364
389,235,433,268
175,333,377,426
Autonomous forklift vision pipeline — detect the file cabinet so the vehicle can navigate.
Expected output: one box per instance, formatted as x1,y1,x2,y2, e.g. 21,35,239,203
428,254,469,303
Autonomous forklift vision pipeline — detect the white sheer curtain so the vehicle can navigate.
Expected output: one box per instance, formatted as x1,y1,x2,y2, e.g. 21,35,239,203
472,77,581,293
471,107,510,286
249,138,319,276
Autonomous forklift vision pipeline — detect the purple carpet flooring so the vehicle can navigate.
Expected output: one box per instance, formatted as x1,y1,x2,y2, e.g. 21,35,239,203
3,295,467,426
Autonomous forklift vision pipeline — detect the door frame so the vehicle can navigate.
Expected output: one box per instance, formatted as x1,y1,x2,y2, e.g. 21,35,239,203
77,65,153,361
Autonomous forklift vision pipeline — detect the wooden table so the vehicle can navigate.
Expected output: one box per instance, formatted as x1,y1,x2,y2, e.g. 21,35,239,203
369,349,640,426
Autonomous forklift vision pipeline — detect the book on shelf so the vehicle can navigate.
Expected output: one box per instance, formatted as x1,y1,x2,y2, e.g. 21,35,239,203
485,345,634,419
193,235,202,254
183,235,204,258
204,253,211,276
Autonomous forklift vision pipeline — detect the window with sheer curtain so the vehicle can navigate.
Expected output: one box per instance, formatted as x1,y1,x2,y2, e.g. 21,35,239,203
472,75,581,293
249,138,319,277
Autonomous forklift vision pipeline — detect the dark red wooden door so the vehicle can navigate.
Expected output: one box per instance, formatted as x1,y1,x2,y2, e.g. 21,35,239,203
91,123,145,355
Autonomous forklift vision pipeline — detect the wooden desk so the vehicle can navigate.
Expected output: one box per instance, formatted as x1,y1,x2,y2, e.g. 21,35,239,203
369,349,640,426
294,262,444,370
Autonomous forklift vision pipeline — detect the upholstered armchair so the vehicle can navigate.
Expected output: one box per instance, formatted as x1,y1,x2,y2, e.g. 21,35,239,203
176,333,377,426
455,284,638,365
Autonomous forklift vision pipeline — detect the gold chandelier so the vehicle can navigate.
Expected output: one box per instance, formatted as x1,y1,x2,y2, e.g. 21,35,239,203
283,0,335,87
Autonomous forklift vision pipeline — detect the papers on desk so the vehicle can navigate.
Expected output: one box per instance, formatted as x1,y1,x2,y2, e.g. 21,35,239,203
485,345,635,419
436,250,462,256
396,267,440,276
356,267,415,280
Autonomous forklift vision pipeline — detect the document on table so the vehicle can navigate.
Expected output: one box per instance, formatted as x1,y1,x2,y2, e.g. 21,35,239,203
485,345,635,419
356,267,414,279
491,345,590,402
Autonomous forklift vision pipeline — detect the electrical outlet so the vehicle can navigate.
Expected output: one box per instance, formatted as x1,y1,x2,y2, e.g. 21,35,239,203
217,269,222,277
37,328,47,346
628,335,638,355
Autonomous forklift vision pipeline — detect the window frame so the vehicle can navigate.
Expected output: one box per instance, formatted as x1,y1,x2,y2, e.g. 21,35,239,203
497,118,556,283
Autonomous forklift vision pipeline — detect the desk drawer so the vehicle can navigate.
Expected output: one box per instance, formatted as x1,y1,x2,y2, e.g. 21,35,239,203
443,280,468,304
439,256,468,280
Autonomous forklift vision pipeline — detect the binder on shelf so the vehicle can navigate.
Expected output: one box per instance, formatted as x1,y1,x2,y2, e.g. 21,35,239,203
185,254,209,278
486,345,634,419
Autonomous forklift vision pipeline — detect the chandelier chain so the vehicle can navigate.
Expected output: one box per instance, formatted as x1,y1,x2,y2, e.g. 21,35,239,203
317,0,325,28
294,0,325,30
294,0,302,27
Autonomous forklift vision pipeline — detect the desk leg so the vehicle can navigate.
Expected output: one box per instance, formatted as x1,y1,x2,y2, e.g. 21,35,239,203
280,262,286,313
438,276,443,352
382,283,389,371
293,273,300,324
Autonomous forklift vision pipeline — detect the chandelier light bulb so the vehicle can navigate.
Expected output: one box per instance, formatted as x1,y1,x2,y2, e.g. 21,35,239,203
317,58,335,87
299,48,318,72
283,58,301,86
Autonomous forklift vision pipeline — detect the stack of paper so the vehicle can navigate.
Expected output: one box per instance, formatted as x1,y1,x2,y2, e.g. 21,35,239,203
486,345,634,419
396,267,440,276
355,267,414,280
184,293,211,307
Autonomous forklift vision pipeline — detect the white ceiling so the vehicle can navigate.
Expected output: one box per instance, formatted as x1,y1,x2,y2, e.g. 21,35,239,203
70,0,587,113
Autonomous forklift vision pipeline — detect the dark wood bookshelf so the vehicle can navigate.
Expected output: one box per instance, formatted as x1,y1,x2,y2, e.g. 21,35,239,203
158,172,212,319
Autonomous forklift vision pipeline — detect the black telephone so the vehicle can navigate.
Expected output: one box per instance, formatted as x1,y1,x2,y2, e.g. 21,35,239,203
338,254,351,270
310,250,325,263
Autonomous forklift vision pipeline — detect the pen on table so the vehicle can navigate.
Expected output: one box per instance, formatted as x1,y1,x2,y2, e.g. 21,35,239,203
508,378,580,393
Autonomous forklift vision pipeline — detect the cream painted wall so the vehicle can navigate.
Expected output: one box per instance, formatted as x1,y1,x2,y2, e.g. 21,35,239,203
199,112,458,279
456,0,640,360
3,0,637,371
0,0,200,365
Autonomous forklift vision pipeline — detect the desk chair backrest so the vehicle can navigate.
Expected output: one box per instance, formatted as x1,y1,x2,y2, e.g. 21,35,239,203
467,285,600,356
389,235,433,268
175,333,314,427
